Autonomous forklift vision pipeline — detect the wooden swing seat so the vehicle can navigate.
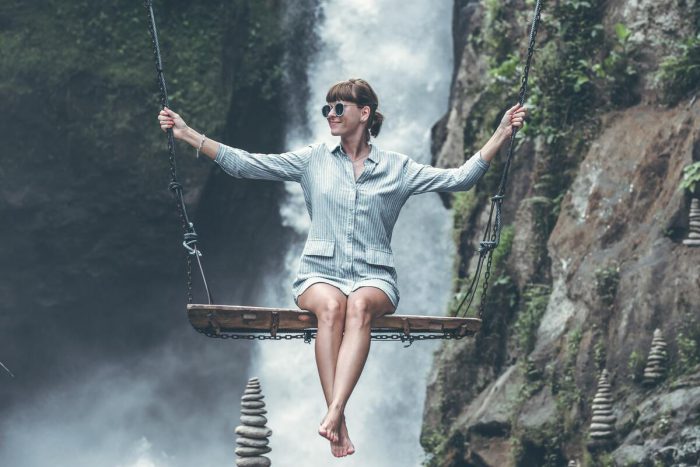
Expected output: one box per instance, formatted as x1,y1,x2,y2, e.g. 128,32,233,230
188,304,481,337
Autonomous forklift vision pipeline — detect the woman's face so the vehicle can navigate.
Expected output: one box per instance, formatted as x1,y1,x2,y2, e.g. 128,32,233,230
325,101,370,138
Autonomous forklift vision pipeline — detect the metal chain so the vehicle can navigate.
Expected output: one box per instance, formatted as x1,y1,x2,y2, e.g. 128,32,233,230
456,0,542,320
144,0,213,305
195,328,473,347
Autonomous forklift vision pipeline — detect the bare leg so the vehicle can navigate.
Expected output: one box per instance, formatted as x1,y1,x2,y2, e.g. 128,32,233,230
319,286,396,454
297,283,351,455
297,283,347,410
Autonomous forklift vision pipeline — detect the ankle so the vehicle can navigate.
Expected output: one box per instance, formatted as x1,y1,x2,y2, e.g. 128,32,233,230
328,401,345,413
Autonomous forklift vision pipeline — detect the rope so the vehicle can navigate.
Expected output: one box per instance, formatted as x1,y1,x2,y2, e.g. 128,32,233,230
144,0,213,305
455,0,542,319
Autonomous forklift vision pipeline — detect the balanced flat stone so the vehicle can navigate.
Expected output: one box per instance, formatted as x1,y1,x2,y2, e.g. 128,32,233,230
241,408,267,415
240,415,268,427
235,426,272,439
236,437,270,448
235,446,272,456
242,394,265,401
241,401,265,409
236,457,271,467
592,415,617,423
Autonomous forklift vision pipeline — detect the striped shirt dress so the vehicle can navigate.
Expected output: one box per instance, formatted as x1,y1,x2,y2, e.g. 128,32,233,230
214,141,490,309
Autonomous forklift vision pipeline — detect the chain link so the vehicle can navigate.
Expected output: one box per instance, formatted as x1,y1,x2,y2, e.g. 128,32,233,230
456,0,542,320
145,0,212,305
195,328,473,346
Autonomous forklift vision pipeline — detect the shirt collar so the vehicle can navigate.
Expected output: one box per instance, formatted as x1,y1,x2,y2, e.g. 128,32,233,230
333,142,380,163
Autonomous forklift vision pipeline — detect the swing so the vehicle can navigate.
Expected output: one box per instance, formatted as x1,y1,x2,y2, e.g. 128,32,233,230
143,0,542,345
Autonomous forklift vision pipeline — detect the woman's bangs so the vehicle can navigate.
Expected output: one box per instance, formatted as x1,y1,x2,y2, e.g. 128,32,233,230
326,82,356,103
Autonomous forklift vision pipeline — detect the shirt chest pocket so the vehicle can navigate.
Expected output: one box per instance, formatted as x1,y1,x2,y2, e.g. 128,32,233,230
303,239,335,257
366,247,395,268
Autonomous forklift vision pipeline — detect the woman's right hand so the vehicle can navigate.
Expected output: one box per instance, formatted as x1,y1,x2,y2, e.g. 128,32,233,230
158,107,188,140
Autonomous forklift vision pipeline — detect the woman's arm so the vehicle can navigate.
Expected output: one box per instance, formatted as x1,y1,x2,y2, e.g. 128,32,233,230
179,125,221,161
157,107,312,182
158,107,221,160
480,102,527,163
402,103,527,195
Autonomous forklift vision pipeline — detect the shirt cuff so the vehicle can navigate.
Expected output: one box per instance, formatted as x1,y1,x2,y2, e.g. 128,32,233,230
214,142,228,165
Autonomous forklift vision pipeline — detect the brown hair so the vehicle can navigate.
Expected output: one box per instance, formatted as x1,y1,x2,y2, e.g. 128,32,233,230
325,78,384,142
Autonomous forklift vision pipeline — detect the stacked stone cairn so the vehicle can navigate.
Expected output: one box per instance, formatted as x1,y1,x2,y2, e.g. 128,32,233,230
587,369,616,450
643,328,668,386
683,198,700,246
235,377,272,466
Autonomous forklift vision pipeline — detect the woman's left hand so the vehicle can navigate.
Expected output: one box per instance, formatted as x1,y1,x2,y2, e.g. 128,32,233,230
497,103,528,138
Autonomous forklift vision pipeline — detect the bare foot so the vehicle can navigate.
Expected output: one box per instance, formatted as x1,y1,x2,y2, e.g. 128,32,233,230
331,417,355,457
318,405,343,443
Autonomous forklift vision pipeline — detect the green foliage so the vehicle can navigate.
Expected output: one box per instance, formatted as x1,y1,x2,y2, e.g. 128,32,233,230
553,327,584,429
655,34,700,106
452,190,479,241
483,0,511,66
421,429,468,467
493,224,516,271
594,338,607,371
596,452,616,467
627,350,645,382
514,284,551,354
673,315,700,377
448,223,517,317
680,162,700,194
594,264,620,308
420,429,448,467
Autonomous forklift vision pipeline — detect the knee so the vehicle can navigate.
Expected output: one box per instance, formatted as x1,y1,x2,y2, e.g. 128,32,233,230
316,299,345,330
346,298,372,329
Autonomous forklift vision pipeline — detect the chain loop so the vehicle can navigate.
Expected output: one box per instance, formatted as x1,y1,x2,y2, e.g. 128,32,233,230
454,0,542,319
144,0,213,305
194,328,474,343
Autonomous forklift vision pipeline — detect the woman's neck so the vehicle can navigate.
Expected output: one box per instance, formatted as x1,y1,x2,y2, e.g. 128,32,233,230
340,134,370,162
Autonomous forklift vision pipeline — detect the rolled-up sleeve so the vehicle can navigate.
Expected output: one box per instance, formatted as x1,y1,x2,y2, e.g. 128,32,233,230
214,143,314,183
403,151,490,195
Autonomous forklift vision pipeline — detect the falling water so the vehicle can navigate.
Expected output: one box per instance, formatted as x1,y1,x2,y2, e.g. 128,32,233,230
255,0,455,464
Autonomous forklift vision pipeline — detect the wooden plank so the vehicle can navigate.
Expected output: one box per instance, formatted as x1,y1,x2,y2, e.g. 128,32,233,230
187,304,481,335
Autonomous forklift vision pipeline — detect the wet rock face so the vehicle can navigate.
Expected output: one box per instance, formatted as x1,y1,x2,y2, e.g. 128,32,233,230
613,371,700,466
421,0,700,465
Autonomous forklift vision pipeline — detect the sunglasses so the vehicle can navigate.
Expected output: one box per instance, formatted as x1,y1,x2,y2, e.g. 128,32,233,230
321,102,366,118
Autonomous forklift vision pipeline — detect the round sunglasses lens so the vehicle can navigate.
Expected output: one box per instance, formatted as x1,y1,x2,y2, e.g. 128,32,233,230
321,104,331,117
334,102,345,116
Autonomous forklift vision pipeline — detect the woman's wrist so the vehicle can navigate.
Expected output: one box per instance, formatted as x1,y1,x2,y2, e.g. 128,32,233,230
180,126,201,147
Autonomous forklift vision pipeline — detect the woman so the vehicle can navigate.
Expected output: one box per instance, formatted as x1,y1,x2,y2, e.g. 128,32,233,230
158,78,526,457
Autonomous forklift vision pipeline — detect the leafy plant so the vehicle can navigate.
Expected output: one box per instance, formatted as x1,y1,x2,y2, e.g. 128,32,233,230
680,162,700,194
655,33,700,105
514,284,551,354
595,264,620,308
627,350,645,382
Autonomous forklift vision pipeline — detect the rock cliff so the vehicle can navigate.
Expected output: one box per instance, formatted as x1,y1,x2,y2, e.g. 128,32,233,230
422,1,700,466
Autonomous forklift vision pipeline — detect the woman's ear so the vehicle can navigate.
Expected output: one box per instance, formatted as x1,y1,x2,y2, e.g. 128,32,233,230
362,106,371,123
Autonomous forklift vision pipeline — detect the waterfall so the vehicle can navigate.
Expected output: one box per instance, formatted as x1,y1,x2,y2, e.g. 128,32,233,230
255,0,455,464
